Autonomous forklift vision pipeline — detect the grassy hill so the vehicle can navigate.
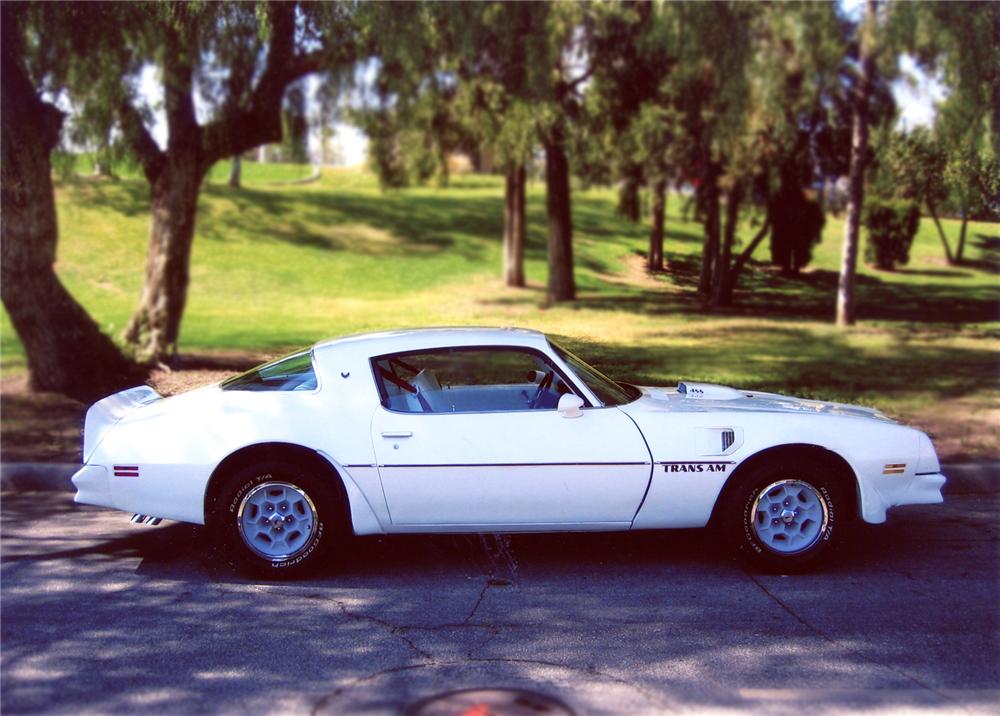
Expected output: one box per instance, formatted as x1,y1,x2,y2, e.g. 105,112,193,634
2,163,998,456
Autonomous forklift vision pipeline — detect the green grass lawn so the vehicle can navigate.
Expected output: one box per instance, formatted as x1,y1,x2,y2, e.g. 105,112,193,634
2,163,998,436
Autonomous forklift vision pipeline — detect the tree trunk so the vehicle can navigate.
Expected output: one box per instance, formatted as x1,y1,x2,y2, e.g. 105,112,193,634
503,163,527,287
993,6,1000,157
123,158,205,362
93,142,114,178
927,204,954,265
1,12,144,403
698,164,721,295
956,210,969,263
113,2,320,363
228,155,242,188
711,184,742,307
543,128,575,303
648,178,667,271
836,0,877,328
729,215,772,286
617,168,642,223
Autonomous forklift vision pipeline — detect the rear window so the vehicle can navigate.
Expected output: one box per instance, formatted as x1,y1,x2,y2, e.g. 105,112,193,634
220,351,318,392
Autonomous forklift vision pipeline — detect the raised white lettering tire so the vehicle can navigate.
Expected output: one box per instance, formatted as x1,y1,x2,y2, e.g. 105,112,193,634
723,458,846,572
214,460,341,578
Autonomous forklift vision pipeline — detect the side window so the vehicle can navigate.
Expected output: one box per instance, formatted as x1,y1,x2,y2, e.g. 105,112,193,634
372,348,573,413
221,351,318,392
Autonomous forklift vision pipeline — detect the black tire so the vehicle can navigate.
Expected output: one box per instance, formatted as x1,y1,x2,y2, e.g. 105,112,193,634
211,459,344,578
722,458,848,573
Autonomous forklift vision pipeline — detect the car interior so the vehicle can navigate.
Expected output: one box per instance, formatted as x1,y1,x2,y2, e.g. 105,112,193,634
373,349,573,413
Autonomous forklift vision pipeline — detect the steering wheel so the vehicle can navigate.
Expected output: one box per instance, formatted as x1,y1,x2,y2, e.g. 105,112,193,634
528,371,554,409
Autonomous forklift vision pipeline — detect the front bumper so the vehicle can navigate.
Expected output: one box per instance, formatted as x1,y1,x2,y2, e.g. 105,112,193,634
861,471,947,524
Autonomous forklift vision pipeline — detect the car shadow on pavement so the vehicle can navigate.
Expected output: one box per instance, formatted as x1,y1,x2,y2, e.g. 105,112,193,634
3,495,997,714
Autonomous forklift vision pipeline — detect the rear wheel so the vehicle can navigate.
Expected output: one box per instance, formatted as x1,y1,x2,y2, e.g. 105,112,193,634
213,460,343,578
723,458,847,572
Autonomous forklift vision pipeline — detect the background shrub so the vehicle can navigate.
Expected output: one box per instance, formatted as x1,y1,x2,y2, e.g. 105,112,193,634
863,199,921,270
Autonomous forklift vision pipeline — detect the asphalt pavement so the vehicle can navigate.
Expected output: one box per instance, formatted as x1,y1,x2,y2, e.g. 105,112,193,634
1,486,997,714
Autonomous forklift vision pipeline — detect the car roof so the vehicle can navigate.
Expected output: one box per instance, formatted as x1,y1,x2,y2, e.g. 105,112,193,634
313,327,550,356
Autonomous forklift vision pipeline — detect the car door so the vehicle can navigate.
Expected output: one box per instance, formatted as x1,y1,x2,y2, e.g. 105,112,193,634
369,346,652,529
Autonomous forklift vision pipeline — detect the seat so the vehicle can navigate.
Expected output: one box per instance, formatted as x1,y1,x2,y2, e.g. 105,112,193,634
411,369,447,412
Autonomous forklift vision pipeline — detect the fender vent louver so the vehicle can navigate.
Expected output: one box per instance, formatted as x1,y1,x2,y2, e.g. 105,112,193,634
721,430,735,452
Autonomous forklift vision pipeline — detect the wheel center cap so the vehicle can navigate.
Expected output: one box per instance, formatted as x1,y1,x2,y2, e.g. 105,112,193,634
780,509,796,524
270,514,285,528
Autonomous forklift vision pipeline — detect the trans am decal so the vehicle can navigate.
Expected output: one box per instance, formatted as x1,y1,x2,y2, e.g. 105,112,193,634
661,461,733,473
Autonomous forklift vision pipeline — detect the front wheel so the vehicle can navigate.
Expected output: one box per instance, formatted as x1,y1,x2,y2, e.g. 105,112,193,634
723,459,847,572
213,460,342,578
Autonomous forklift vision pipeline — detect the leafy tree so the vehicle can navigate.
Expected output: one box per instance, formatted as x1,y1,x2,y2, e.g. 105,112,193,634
448,3,542,288
837,0,880,327
360,1,588,300
875,128,954,261
448,0,593,302
584,1,681,272
30,2,359,362
893,0,1000,263
356,81,474,190
1,3,144,401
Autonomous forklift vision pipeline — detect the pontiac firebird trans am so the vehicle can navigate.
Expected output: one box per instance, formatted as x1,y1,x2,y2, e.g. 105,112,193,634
72,328,946,576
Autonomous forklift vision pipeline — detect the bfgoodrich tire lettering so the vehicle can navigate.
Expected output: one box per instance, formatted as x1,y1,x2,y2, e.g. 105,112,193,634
214,460,342,578
724,458,846,572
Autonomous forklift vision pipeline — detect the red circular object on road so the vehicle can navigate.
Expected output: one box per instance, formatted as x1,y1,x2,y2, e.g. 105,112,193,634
405,688,575,716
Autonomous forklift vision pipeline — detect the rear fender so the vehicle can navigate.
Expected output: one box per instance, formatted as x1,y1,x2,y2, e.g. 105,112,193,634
83,386,162,462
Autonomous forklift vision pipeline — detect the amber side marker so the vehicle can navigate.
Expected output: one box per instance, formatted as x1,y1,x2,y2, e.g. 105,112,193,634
882,463,906,475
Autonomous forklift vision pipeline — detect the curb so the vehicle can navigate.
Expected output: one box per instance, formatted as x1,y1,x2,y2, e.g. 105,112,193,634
2,461,998,495
1,463,79,493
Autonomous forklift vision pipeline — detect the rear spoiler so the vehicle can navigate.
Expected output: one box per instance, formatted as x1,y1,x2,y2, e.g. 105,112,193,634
83,386,162,462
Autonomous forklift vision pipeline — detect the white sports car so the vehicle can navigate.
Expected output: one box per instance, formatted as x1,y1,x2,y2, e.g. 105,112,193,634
72,327,946,576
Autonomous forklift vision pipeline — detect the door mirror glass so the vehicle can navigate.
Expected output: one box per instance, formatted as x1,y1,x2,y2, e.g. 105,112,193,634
557,393,584,418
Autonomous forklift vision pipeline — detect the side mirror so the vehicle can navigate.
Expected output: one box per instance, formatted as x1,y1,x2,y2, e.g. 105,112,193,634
557,393,584,418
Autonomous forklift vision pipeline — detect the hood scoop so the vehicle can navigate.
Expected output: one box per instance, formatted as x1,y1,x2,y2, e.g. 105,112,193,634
677,382,745,401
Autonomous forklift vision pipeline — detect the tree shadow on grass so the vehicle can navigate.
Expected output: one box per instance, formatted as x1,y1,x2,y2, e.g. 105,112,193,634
556,324,998,402
196,185,494,263
893,268,974,279
725,266,999,323
72,179,998,326
59,178,150,218
198,184,661,276
561,256,1000,325
960,233,1000,274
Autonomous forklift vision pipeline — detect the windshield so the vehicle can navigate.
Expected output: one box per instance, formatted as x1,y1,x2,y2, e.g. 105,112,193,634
549,341,639,407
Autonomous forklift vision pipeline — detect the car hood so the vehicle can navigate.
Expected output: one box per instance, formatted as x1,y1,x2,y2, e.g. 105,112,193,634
628,381,894,422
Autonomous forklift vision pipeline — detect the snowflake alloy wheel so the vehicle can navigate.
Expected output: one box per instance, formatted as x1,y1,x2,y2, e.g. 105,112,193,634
237,481,318,562
750,479,830,555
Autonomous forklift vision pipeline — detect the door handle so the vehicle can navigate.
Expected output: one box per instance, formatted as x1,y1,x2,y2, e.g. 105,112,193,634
381,431,413,438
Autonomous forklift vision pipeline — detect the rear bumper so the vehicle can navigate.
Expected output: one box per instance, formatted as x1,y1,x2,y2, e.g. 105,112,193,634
860,471,947,524
71,462,207,524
